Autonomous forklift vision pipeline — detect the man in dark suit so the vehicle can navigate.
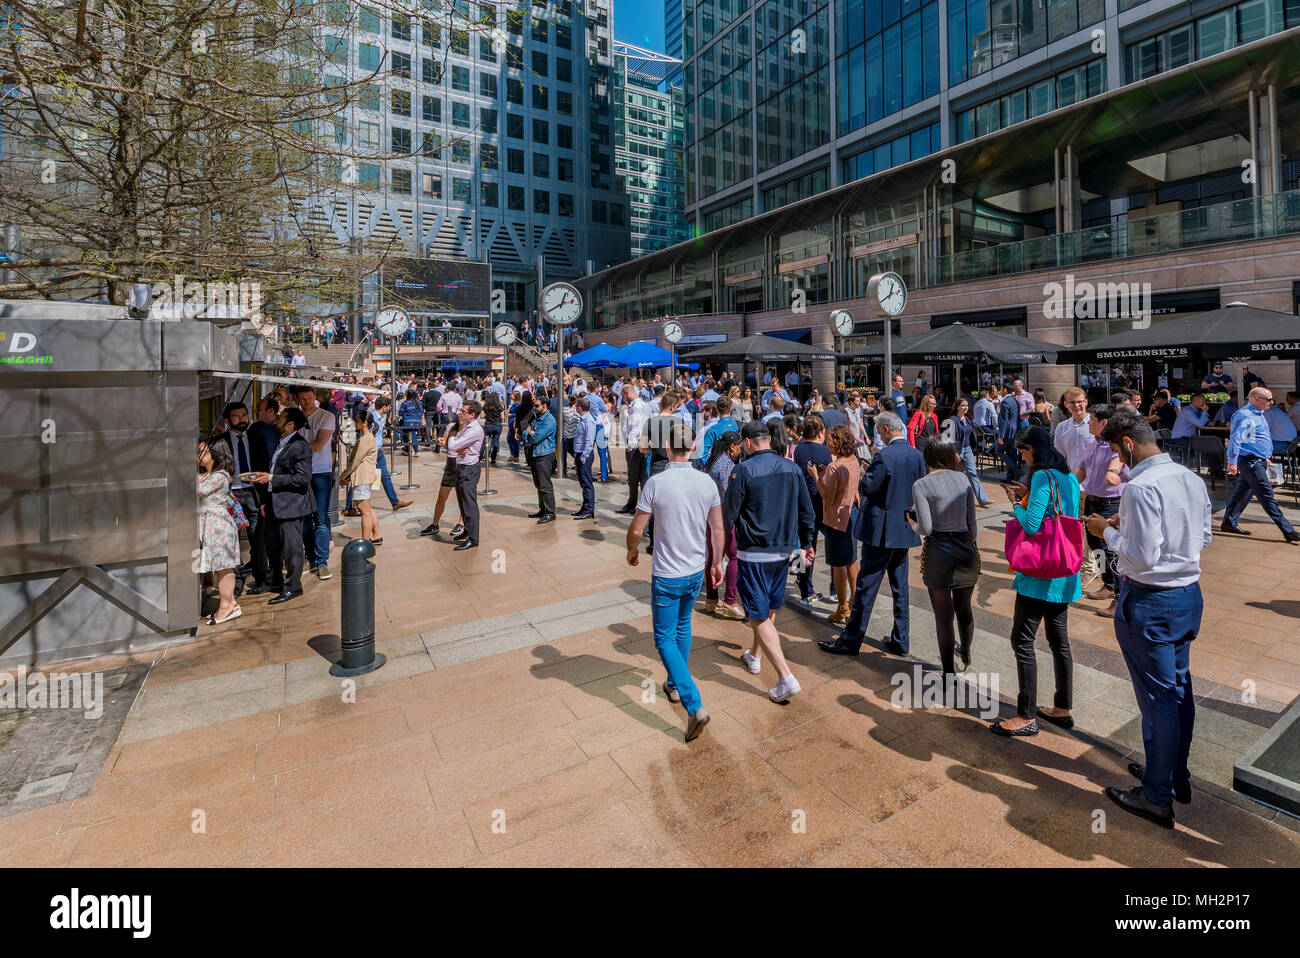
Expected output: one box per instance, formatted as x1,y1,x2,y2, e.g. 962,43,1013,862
209,402,271,596
251,406,314,605
998,387,1023,480
819,411,925,657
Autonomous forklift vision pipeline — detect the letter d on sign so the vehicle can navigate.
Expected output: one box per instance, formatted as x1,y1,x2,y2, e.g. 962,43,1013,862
9,332,36,353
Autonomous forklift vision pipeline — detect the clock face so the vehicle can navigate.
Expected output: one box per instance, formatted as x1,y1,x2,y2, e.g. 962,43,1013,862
875,272,907,316
375,307,411,337
831,309,855,337
540,282,582,326
663,320,684,344
494,323,517,346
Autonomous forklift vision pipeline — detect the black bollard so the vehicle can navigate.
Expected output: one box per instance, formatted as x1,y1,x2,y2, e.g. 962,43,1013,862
332,538,387,677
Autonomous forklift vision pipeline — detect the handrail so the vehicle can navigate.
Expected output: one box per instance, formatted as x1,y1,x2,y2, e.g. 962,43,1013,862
347,337,374,370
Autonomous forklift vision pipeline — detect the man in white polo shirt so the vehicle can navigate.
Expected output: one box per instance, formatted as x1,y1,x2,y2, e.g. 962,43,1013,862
625,419,724,742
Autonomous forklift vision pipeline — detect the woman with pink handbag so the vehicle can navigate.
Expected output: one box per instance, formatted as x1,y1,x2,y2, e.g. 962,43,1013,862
992,426,1083,737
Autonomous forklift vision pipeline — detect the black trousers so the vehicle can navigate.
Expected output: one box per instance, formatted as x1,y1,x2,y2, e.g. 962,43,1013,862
1009,593,1073,718
266,513,305,595
454,461,482,544
531,453,556,515
1084,495,1121,590
623,448,648,509
231,486,267,587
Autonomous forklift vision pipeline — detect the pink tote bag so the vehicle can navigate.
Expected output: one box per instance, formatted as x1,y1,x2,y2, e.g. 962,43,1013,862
1004,472,1084,578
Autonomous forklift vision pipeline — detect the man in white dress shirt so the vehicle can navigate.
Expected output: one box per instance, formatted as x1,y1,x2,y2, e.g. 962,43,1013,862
1087,414,1211,830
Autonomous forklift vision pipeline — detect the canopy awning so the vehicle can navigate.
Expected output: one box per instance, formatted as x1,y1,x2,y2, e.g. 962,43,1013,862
843,322,1061,363
1056,303,1300,362
680,333,838,363
209,371,386,394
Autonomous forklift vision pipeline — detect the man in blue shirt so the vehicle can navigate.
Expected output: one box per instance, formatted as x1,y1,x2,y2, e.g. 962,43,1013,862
1212,390,1238,424
571,397,598,519
1171,394,1208,440
1221,387,1299,541
525,398,558,522
973,385,999,430
1263,399,1298,453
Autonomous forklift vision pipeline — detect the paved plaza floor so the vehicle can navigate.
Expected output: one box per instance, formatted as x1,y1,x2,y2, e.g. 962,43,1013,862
2,451,1299,867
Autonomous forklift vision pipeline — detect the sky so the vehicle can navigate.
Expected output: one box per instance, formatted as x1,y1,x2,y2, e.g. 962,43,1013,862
614,2,665,51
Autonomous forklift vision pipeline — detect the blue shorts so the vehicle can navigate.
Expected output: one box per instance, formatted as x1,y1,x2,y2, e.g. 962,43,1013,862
737,558,789,620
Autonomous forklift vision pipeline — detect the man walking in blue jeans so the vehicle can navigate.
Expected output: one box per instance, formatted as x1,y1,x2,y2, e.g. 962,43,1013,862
294,385,336,580
1088,414,1212,829
625,421,724,742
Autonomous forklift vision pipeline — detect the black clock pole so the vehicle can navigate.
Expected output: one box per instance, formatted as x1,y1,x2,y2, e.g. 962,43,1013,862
557,331,565,480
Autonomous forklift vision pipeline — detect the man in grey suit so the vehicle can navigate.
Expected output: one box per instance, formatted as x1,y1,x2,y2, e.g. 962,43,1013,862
251,407,314,605
819,411,926,656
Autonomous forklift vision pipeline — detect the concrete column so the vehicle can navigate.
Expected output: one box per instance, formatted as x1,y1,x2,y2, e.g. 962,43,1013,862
811,322,836,396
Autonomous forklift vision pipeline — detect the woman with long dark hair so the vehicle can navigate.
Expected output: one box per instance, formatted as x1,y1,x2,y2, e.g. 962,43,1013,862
912,440,980,674
943,396,990,506
992,426,1081,737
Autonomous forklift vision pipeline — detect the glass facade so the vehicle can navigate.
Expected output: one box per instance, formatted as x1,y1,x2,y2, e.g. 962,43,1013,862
835,0,940,136
1126,0,1300,82
947,0,1103,85
955,58,1105,141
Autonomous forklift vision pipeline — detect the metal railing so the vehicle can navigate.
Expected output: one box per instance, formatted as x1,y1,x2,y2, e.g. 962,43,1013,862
347,337,374,369
929,189,1300,286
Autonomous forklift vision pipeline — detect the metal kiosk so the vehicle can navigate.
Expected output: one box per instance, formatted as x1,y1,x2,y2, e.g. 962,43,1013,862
0,302,239,666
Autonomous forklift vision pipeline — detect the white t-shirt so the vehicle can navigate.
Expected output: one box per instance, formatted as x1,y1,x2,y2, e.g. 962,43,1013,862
301,407,335,474
636,462,720,580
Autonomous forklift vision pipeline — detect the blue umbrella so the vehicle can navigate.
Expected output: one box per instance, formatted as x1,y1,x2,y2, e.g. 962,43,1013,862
591,342,696,370
564,343,620,368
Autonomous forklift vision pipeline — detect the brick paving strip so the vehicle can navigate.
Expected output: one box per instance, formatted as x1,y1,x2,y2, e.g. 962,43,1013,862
1,455,1298,866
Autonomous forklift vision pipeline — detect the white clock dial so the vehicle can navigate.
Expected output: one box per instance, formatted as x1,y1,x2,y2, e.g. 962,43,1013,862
663,320,684,344
540,282,582,326
494,322,517,346
375,306,411,337
876,273,907,316
831,309,854,337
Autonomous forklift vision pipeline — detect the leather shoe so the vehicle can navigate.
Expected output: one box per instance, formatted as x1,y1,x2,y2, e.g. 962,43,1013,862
1104,784,1174,829
880,638,907,656
453,541,477,551
572,511,594,520
527,511,545,518
267,590,303,605
1219,522,1250,535
244,583,269,596
1128,762,1191,804
1285,530,1300,544
614,506,635,515
537,514,556,524
453,531,469,541
818,638,860,656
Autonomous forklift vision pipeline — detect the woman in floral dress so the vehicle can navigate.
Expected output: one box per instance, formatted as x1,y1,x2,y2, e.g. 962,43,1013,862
198,439,241,624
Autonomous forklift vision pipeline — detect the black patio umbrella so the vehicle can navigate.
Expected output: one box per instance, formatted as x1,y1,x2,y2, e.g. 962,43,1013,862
679,333,839,363
843,322,1061,363
1057,302,1300,362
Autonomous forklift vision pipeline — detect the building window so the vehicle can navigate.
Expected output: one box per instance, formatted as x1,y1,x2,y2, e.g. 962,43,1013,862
557,124,573,150
391,12,411,41
480,36,498,62
507,114,524,139
534,189,550,214
391,168,412,193
556,24,572,49
481,143,498,169
557,157,574,181
391,51,411,79
532,118,549,143
423,172,442,197
480,73,498,98
358,163,381,189
423,58,442,84
451,30,469,55
557,90,572,115
531,84,548,109
423,20,440,47
453,101,471,127
481,181,500,207
391,126,411,153
422,96,441,122
452,65,470,91
506,44,524,69
452,139,471,163
507,148,525,173
532,51,548,76
507,78,523,104
325,36,348,65
358,4,380,33
359,42,382,72
480,107,498,133
533,152,549,178
610,203,625,225
556,57,572,82
592,200,607,223
357,120,380,151
391,89,411,116
532,16,548,42
422,131,442,158
453,177,472,201
559,193,574,216
508,185,526,210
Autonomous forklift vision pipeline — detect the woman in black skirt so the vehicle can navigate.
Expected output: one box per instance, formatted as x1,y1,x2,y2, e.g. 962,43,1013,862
912,439,981,674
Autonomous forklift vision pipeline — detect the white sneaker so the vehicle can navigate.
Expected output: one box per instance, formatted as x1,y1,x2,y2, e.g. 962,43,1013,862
741,650,762,674
768,674,802,703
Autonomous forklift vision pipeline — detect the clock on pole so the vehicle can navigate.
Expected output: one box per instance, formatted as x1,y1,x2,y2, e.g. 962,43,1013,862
375,306,412,338
539,281,582,326
866,272,906,387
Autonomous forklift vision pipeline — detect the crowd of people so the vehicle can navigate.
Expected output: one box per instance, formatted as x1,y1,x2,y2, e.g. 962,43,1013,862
192,354,1300,831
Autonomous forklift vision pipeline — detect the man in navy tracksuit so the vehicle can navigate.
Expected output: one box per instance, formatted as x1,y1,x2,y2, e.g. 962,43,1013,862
820,410,925,657
723,420,816,703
